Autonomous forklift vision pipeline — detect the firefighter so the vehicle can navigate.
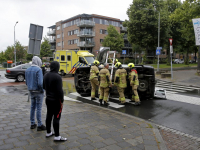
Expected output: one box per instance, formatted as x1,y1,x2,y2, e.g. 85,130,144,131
89,60,100,100
114,59,118,65
114,62,127,105
128,63,141,106
99,63,112,106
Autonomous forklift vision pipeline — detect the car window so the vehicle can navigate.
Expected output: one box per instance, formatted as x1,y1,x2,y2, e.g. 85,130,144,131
22,64,31,69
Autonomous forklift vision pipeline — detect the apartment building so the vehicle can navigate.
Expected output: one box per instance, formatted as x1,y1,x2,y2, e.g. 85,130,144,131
47,13,132,56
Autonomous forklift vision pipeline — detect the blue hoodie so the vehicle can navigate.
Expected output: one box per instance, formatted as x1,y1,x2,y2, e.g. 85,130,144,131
25,56,43,92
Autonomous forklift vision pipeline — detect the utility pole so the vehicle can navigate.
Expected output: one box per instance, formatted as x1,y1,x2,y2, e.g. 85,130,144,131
14,21,18,66
157,12,160,72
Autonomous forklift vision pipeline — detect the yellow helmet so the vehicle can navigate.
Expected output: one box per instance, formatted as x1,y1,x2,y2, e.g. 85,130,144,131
115,59,118,62
93,60,100,65
115,62,122,68
128,63,135,68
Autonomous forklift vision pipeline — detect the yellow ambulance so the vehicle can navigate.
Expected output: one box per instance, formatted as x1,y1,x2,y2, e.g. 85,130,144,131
54,50,95,76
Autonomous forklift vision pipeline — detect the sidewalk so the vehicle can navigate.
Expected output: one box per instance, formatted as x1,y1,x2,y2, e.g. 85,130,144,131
0,93,167,150
156,69,200,87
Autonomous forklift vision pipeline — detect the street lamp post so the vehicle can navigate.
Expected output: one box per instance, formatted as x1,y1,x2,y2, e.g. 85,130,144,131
14,21,18,66
157,12,160,72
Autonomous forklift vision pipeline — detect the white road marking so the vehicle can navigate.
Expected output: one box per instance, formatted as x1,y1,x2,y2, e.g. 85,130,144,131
69,92,125,108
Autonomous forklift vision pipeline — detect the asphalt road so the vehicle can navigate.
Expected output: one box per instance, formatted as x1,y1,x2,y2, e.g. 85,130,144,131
1,70,200,138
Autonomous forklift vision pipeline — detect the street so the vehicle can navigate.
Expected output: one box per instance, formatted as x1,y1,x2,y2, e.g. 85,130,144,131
1,70,200,139
0,71,200,149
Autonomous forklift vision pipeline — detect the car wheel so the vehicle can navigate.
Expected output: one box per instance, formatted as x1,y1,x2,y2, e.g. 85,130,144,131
17,74,25,82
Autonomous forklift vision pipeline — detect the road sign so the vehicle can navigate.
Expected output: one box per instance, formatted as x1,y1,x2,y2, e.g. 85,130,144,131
156,49,161,55
157,47,162,49
170,46,173,54
192,18,200,46
169,38,173,45
122,50,126,54
28,24,43,55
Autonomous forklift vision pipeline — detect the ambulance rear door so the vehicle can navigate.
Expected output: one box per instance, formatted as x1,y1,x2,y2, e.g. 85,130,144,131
66,51,72,73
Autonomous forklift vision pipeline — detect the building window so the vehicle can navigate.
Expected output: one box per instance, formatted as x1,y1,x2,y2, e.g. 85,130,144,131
100,29,108,34
100,19,102,24
57,34,60,38
57,26,60,30
100,39,104,43
61,55,65,61
105,20,109,25
67,55,71,61
62,33,64,38
57,42,61,47
62,41,64,47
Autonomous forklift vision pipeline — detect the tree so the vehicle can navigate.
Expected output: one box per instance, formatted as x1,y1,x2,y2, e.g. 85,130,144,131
40,37,52,58
123,0,181,64
0,51,6,64
4,41,27,62
102,25,124,51
170,0,200,65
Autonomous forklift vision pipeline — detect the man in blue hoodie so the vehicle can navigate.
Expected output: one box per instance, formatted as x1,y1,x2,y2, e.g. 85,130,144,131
25,56,46,131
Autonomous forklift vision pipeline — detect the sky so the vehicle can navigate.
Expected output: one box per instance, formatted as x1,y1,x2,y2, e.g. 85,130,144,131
0,0,134,52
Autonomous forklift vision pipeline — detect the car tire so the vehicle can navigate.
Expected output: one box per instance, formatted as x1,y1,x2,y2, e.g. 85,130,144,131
17,74,25,82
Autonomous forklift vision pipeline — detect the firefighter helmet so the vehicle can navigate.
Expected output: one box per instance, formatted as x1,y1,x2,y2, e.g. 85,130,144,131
115,62,122,68
93,60,100,65
128,63,135,68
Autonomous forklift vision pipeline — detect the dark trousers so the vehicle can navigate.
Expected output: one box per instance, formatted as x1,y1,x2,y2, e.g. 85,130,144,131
45,99,62,136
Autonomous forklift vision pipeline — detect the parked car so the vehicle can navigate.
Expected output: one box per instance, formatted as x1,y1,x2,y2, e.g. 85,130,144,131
189,60,197,63
174,59,184,64
5,63,31,82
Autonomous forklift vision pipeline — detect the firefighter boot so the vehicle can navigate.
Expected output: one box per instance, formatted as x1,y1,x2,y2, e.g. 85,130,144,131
99,99,103,105
91,97,96,100
104,101,110,106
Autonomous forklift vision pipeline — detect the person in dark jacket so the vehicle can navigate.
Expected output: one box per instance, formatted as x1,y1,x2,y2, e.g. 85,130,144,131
43,61,67,141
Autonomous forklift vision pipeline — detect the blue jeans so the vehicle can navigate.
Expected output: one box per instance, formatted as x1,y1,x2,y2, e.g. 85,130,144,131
30,92,44,126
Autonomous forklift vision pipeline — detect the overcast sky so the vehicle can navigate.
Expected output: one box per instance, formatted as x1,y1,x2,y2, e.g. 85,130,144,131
0,0,135,52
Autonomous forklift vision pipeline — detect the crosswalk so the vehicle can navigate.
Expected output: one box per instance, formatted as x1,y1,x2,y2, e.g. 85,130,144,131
156,79,200,94
67,92,139,109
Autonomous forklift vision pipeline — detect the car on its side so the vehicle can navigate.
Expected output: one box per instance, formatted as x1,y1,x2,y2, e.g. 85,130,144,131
5,63,31,82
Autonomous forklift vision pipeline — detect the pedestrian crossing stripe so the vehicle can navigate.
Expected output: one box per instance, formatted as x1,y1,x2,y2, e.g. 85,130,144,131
156,79,200,94
69,92,141,109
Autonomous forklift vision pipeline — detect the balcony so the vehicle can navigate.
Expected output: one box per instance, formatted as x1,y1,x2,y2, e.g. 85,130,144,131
123,35,128,40
77,31,95,37
49,39,56,43
120,26,127,31
77,41,95,47
123,44,132,48
47,30,56,36
77,20,95,27
50,46,56,50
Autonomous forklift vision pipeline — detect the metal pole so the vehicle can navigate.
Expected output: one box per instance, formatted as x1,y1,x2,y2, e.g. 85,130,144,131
157,12,160,72
14,21,18,66
171,52,173,79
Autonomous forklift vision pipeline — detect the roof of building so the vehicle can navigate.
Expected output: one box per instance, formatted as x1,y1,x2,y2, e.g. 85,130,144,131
61,13,123,24
48,25,56,29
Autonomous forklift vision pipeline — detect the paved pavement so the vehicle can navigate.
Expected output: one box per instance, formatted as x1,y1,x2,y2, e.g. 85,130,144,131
0,93,167,150
156,69,200,87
